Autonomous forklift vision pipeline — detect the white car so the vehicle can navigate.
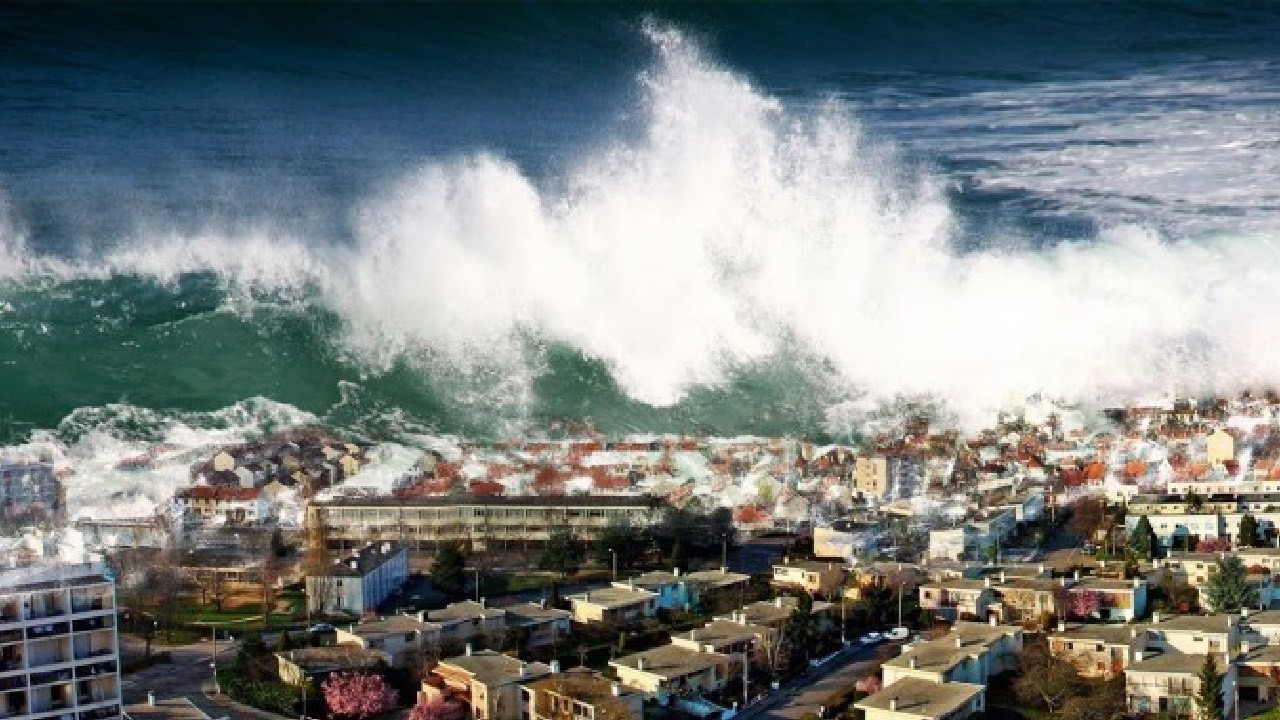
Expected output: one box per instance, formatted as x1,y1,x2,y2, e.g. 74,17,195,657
858,632,883,645
885,627,909,641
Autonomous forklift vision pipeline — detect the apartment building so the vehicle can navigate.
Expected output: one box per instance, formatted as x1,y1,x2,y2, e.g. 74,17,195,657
881,621,1022,687
308,494,660,550
0,562,121,720
0,462,63,523
423,600,507,647
305,542,408,616
172,486,268,524
502,603,571,649
1048,622,1148,679
566,587,658,626
609,644,730,704
1067,577,1148,622
918,579,995,622
1126,648,1235,719
333,615,441,667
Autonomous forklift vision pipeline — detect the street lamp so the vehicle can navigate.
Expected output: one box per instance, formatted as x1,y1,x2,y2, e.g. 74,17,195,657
721,535,728,571
608,548,617,580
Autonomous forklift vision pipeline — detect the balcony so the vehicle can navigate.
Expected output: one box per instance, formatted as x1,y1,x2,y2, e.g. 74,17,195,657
29,670,72,687
68,599,106,615
0,657,24,673
26,625,69,641
79,704,120,719
0,632,21,646
0,606,18,623
74,662,115,679
70,618,111,633
72,648,112,663
0,676,25,691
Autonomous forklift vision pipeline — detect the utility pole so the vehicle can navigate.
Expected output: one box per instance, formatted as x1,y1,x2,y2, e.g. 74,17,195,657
897,582,904,628
475,567,481,602
211,625,219,694
722,535,728,571
742,648,750,710
609,548,617,580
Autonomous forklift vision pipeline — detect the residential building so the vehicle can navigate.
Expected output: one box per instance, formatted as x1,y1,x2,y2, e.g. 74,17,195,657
0,561,121,720
881,621,1022,687
276,645,388,686
609,644,730,704
305,541,408,616
613,571,687,611
432,647,552,720
1048,622,1148,679
0,461,63,522
990,576,1062,624
855,456,889,500
715,596,837,635
670,619,769,678
566,587,658,626
681,568,751,611
1125,647,1235,719
1237,643,1280,706
1244,610,1280,644
173,485,268,524
854,678,986,720
333,615,441,667
918,579,995,622
1067,577,1148,622
1207,429,1235,464
1146,613,1240,655
522,668,643,720
307,495,660,551
770,559,846,598
424,600,507,647
502,603,571,649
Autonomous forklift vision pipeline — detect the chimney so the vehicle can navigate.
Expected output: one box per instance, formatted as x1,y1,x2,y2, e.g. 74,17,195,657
519,662,527,676
1130,626,1138,639
147,692,156,707
674,567,680,577
1058,577,1067,587
737,612,747,626
381,541,391,554
550,660,561,674
1134,650,1144,663
465,643,473,656
909,656,918,669
1241,607,1251,619
349,559,359,570
480,597,486,609
775,597,784,608
1073,570,1081,581
629,579,635,590
983,577,992,588
989,615,997,627
1000,571,1007,583
721,567,729,574
1057,620,1066,632
890,697,898,712
1153,612,1161,624
637,657,647,671
1133,578,1142,589
954,635,964,648
1100,560,1107,568
1242,641,1252,656
690,629,697,641
1038,564,1046,574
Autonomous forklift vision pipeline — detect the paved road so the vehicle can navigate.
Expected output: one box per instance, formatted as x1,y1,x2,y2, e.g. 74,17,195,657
738,643,882,720
120,636,235,703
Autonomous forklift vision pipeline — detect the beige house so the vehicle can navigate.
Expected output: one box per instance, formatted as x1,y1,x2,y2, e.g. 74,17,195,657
503,602,572,648
855,677,986,720
1126,648,1235,719
1238,643,1280,705
715,596,836,635
275,646,387,686
333,615,442,667
1147,613,1241,655
424,600,508,646
522,668,644,720
881,621,1022,687
918,579,994,622
1048,622,1148,679
855,456,889,499
1207,429,1235,465
609,644,730,704
567,586,658,625
990,576,1062,623
771,559,847,598
432,648,552,720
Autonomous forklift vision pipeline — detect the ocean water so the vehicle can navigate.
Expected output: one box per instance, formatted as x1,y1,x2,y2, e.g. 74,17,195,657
2,2,1280,452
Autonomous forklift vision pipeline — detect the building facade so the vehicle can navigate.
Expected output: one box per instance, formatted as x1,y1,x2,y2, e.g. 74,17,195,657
0,562,122,720
305,542,408,616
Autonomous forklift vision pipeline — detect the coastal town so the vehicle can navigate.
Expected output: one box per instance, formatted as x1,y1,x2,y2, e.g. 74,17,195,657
5,395,1280,720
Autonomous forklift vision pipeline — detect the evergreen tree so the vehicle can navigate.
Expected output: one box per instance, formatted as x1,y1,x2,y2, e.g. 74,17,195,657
275,629,294,652
593,519,647,574
1205,555,1258,613
785,593,819,665
538,524,585,578
1197,652,1223,720
1239,514,1260,548
1187,490,1205,513
1129,515,1158,559
430,542,467,597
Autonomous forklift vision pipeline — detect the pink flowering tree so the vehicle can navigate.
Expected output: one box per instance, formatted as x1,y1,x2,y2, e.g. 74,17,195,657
855,675,882,695
1196,537,1232,553
1069,589,1100,619
322,672,399,719
408,697,466,720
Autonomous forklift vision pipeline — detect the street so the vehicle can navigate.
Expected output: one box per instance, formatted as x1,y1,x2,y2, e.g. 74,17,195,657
120,635,256,719
738,642,882,720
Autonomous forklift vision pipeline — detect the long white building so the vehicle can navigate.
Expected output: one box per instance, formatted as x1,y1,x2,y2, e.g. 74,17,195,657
0,561,122,720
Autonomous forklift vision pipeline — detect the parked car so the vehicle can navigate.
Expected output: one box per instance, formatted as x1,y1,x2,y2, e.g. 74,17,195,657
885,627,909,641
858,632,883,645
308,623,335,633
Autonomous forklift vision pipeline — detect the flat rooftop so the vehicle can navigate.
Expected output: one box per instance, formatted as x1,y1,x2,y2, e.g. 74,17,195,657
856,677,984,718
568,586,657,609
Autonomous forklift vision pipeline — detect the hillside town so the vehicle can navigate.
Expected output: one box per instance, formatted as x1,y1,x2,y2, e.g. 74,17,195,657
7,394,1280,720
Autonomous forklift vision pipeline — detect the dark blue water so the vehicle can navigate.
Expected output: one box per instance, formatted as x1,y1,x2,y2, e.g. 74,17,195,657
1,2,1278,443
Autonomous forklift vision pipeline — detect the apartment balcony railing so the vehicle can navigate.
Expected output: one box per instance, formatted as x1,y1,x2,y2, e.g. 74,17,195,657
0,631,22,645
0,676,25,691
26,606,68,621
74,661,116,678
79,704,121,719
71,618,111,633
26,624,70,641
72,648,113,662
69,599,106,614
29,669,73,686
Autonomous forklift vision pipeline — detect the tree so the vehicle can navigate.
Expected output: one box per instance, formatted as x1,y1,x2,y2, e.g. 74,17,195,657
322,672,399,719
431,542,467,597
1195,537,1231,553
1015,639,1082,715
1239,514,1260,548
1197,653,1223,720
1187,490,1205,514
408,696,466,720
275,629,294,652
986,543,999,565
194,569,229,612
1068,590,1100,620
539,524,585,578
1068,498,1107,542
785,593,819,666
1205,556,1258,613
1061,676,1126,720
594,519,647,575
1129,515,1157,559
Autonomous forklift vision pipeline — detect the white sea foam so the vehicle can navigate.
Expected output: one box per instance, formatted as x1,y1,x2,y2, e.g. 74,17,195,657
5,24,1280,432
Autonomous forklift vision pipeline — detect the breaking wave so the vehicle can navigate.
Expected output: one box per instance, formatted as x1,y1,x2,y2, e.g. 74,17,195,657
3,22,1280,436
